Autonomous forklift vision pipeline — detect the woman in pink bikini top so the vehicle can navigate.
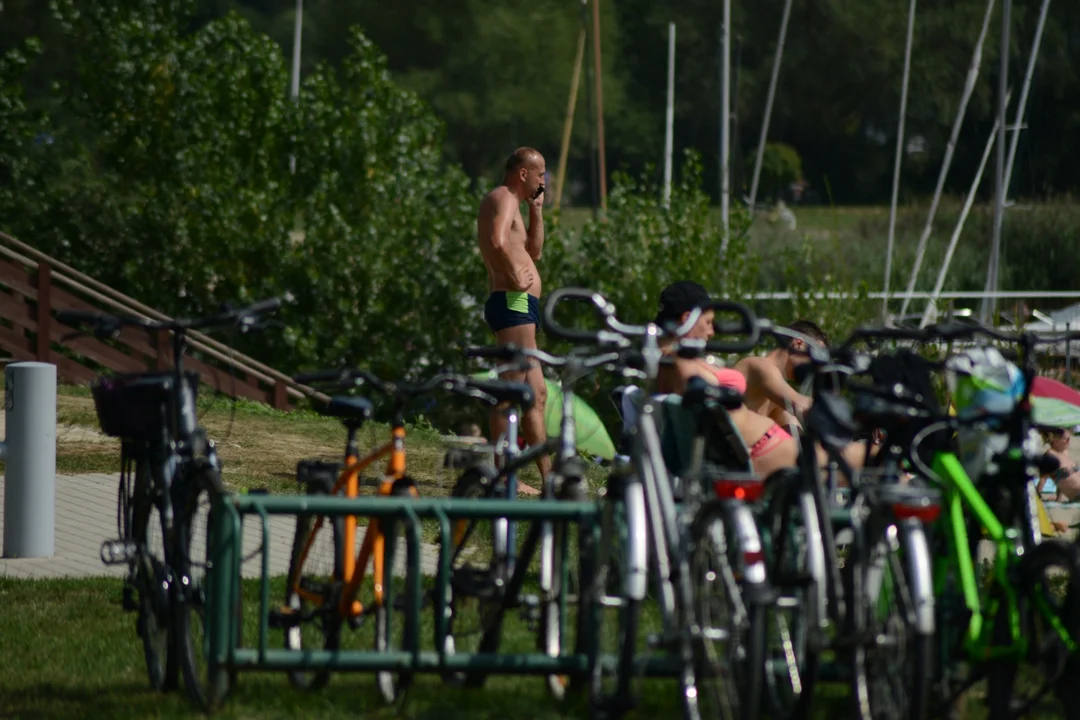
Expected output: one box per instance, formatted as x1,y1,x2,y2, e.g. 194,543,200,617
654,281,799,476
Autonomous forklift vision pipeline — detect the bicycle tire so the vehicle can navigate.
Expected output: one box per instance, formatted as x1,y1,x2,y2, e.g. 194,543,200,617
175,466,228,710
1017,540,1080,719
130,455,175,693
760,469,822,720
844,522,931,720
376,478,419,704
541,477,588,701
444,468,502,684
690,501,766,720
984,584,1018,720
587,472,643,716
282,478,344,691
900,522,934,720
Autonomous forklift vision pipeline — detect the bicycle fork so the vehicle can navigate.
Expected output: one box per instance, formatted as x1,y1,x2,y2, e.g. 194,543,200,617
494,407,521,576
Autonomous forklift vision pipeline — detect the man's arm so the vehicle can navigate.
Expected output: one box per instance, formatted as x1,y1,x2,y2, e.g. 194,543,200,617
770,406,802,434
525,195,544,261
747,358,812,418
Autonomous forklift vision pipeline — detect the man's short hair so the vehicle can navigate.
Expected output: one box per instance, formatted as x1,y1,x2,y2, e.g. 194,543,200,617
506,147,542,174
782,319,829,349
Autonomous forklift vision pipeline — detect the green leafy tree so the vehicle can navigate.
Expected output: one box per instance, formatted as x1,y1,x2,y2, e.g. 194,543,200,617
282,29,488,379
0,39,52,222
748,142,802,202
9,2,489,392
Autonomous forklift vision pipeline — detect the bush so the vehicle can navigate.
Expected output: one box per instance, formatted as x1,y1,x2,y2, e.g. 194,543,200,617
545,149,757,325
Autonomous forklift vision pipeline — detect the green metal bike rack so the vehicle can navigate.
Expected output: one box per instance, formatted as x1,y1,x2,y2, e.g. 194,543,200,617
203,491,613,707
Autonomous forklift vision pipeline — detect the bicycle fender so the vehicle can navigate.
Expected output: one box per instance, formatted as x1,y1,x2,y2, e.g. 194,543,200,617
900,519,936,636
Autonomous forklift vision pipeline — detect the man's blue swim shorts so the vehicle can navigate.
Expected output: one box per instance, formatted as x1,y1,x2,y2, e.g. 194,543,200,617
484,291,540,333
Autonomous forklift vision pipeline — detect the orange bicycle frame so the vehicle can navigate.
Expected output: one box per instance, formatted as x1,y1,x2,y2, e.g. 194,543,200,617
290,425,417,618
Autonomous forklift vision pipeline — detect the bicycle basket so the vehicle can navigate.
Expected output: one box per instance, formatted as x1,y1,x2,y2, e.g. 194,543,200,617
91,371,200,442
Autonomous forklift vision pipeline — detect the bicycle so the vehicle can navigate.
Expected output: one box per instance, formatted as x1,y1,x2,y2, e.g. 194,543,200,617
268,367,512,701
56,295,289,710
451,342,617,698
448,345,550,594
539,287,765,720
609,341,779,720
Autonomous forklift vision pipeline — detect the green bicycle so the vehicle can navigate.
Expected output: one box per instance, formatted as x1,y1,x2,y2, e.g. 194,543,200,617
856,321,1080,719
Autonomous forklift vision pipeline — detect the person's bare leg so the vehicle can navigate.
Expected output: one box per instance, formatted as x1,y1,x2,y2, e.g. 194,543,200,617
812,439,870,488
522,361,552,484
492,323,549,495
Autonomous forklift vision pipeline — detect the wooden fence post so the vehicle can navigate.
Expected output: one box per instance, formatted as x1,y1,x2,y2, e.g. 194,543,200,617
35,262,51,362
156,329,171,370
273,378,289,411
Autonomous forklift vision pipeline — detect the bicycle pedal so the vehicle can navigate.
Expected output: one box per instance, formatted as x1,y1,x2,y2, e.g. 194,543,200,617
100,539,138,566
268,606,301,630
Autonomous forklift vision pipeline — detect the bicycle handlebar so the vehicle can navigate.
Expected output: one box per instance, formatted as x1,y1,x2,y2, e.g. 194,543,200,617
540,286,760,353
56,293,294,337
294,367,481,399
540,288,617,344
840,320,1080,350
464,343,568,367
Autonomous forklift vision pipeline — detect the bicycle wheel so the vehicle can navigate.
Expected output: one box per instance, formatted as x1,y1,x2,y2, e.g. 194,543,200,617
445,467,502,681
845,522,931,720
690,500,766,720
281,477,344,690
589,474,643,718
1016,540,1080,719
760,469,823,720
376,478,419,704
130,455,175,692
541,477,587,701
174,466,228,709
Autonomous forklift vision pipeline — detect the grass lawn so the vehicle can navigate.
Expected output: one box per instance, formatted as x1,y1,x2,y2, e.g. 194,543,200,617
2,574,1065,719
0,576,662,720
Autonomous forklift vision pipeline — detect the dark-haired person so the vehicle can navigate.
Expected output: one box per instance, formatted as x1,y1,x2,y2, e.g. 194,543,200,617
734,319,828,433
477,146,549,494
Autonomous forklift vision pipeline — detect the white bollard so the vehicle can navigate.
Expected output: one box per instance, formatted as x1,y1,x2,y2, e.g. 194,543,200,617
2,362,57,558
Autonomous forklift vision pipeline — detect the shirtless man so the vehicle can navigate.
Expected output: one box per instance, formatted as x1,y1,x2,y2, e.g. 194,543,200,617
477,147,550,494
735,319,827,434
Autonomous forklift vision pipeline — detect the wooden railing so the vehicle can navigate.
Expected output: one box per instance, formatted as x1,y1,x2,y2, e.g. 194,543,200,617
0,231,323,410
